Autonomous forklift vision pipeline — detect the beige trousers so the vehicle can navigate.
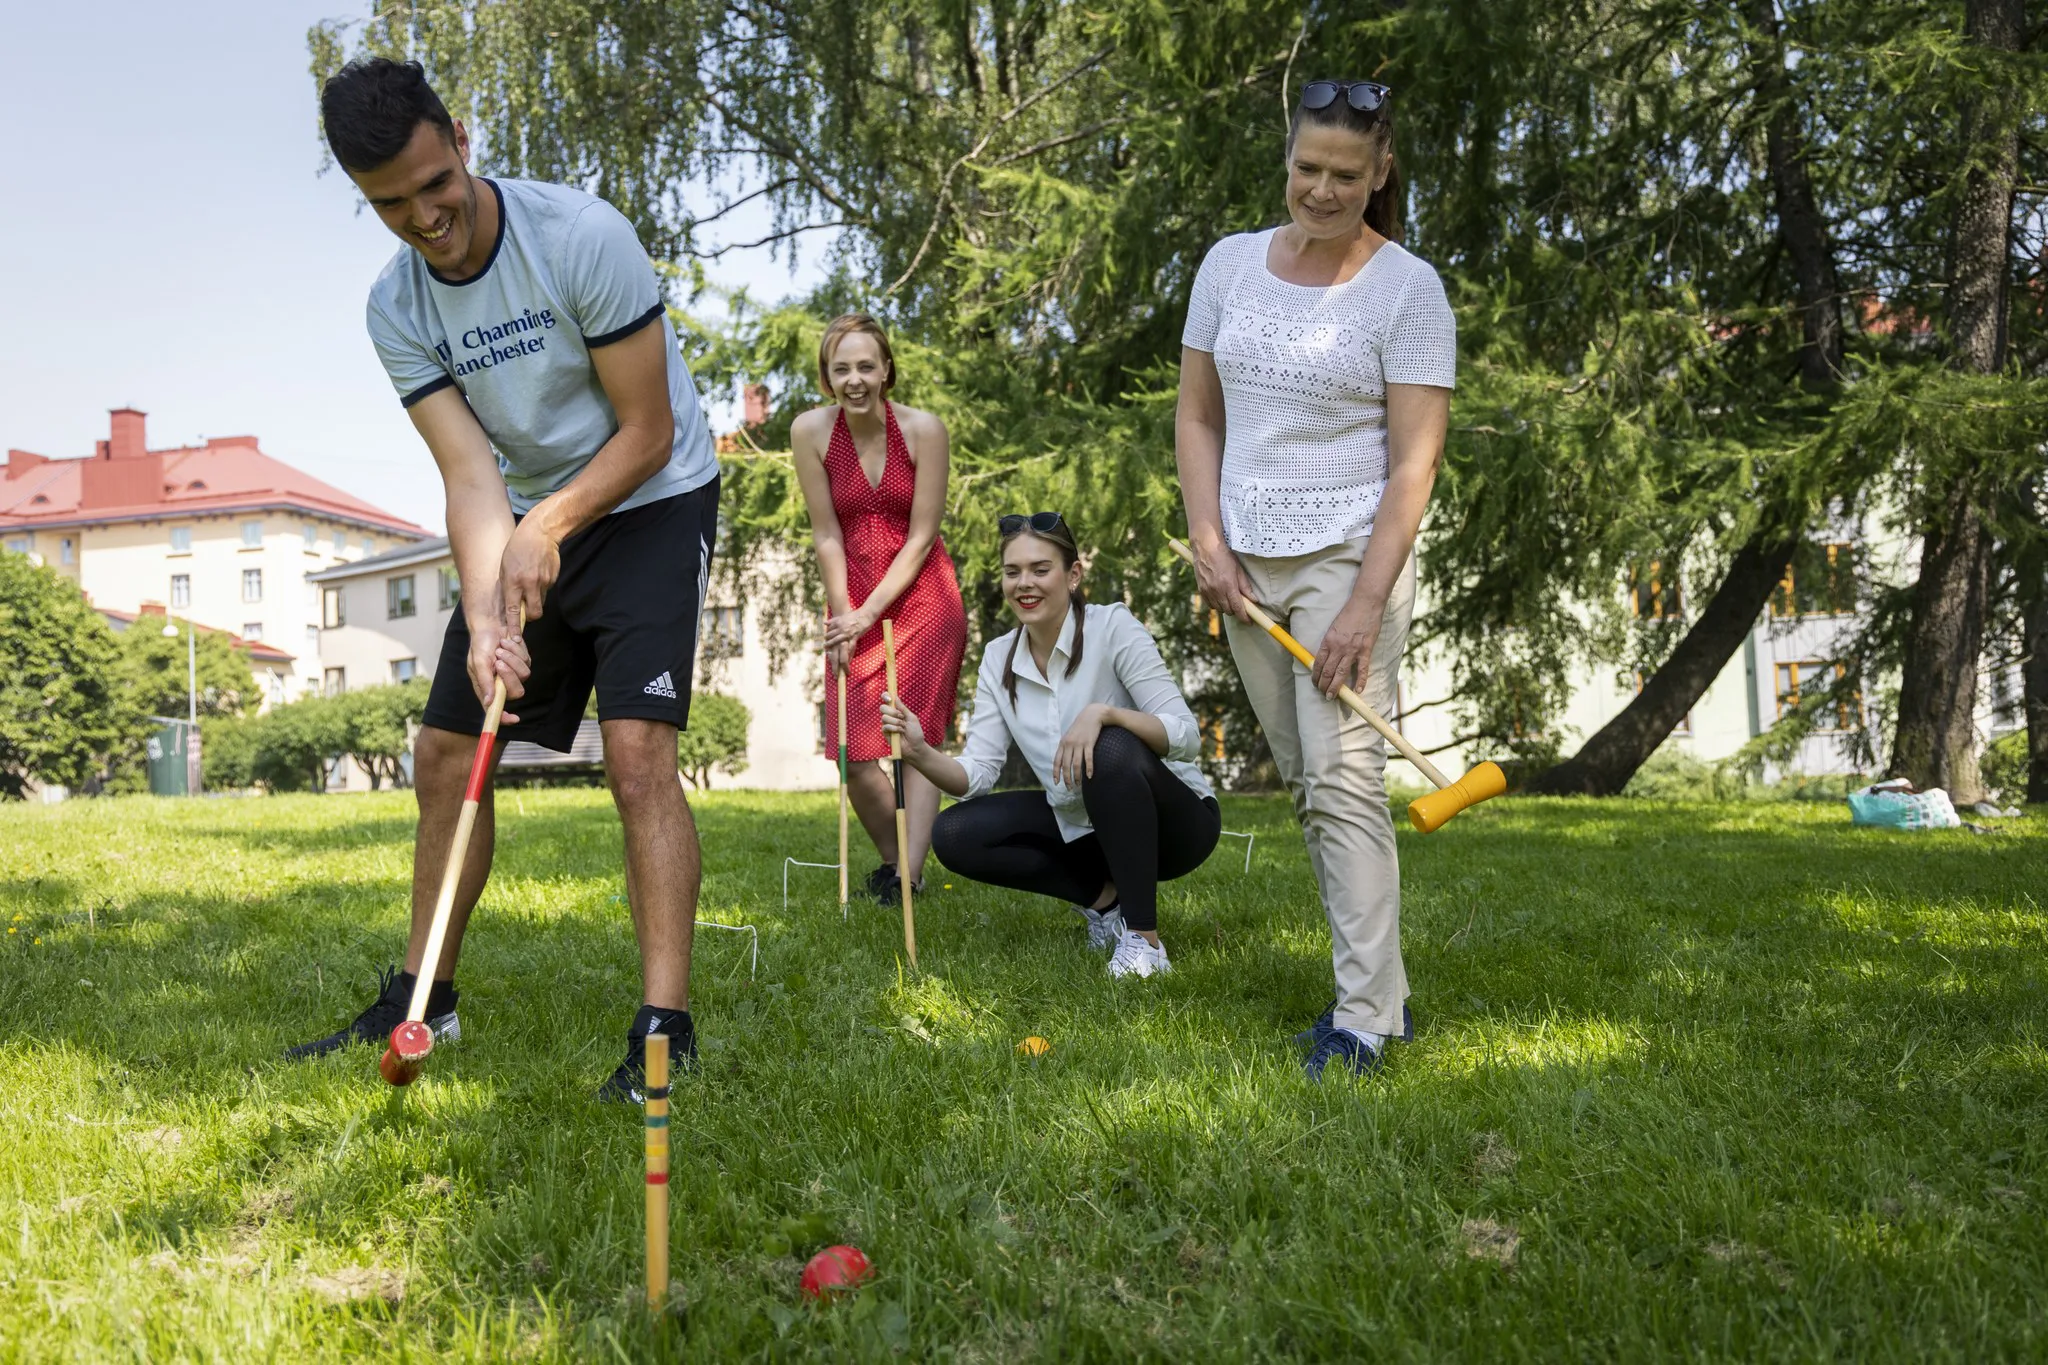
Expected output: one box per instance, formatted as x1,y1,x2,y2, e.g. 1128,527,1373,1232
1226,541,1415,1037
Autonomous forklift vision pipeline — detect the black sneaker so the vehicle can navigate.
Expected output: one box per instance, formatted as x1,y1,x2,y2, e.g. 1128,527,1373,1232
597,1004,698,1103
864,864,902,906
283,966,459,1061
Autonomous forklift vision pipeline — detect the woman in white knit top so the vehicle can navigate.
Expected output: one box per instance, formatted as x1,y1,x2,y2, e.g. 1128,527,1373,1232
1175,79,1456,1081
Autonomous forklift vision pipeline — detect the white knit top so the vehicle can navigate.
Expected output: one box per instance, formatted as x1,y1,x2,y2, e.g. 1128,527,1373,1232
1183,229,1457,557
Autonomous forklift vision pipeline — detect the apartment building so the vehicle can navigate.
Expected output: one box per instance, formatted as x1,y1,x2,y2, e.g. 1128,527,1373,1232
1,408,427,698
310,539,827,791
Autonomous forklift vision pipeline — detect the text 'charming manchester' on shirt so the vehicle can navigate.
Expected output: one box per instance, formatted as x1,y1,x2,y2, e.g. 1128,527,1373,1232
957,602,1213,841
1183,229,1457,557
365,177,719,516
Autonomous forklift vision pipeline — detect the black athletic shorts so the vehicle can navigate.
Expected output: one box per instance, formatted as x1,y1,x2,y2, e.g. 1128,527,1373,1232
422,477,719,753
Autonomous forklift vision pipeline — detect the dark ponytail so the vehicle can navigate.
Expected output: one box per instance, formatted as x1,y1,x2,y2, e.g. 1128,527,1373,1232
998,520,1087,705
1364,158,1402,243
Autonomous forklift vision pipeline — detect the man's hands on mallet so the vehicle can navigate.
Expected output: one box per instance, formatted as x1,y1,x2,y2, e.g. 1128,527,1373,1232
500,519,563,626
466,607,532,725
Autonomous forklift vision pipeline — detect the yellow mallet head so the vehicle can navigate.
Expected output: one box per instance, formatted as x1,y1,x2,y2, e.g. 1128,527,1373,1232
1017,1036,1051,1057
1406,761,1509,834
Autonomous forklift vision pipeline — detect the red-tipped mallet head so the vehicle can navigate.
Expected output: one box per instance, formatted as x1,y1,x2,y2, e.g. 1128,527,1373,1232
379,1020,435,1086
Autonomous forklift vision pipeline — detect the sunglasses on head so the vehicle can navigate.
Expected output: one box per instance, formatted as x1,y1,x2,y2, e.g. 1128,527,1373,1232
998,511,1065,535
1298,80,1393,115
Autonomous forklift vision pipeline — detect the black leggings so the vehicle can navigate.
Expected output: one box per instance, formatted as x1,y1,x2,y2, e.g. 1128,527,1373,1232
931,726,1221,932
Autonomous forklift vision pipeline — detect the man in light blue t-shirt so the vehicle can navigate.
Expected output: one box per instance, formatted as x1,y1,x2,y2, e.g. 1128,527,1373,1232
284,57,714,1101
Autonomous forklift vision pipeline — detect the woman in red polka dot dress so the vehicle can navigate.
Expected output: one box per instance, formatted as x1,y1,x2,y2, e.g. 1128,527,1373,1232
791,314,968,903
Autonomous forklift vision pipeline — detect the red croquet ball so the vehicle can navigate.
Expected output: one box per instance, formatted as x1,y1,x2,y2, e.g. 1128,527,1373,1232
800,1244,872,1299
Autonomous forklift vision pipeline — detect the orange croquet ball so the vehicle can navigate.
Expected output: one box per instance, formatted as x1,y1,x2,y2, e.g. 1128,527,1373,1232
1017,1035,1051,1057
801,1244,873,1299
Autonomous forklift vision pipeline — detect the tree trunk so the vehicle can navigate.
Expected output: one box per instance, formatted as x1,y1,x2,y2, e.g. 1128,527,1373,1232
1524,2,1842,796
2022,536,2048,803
1527,533,1798,794
1887,0,2021,803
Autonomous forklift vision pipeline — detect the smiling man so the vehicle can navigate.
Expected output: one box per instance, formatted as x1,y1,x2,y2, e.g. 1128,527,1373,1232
284,57,717,1100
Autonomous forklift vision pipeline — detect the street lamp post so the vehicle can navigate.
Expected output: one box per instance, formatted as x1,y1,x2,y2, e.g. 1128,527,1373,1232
161,619,198,794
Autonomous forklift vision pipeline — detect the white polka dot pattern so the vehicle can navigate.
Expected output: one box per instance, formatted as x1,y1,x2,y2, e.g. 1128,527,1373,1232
1184,230,1457,557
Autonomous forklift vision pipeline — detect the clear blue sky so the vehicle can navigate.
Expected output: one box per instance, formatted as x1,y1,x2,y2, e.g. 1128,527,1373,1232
0,1,827,533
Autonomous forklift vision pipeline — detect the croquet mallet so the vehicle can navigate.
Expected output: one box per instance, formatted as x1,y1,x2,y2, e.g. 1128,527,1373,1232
380,610,520,1086
1168,539,1505,832
644,1031,671,1309
837,655,850,911
880,618,919,968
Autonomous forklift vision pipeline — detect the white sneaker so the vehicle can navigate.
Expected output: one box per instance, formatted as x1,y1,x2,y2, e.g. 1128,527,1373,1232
1075,904,1127,951
1107,929,1171,978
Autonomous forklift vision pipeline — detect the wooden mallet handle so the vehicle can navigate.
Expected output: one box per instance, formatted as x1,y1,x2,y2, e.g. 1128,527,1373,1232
644,1032,670,1309
1167,538,1505,832
381,610,520,1085
880,618,918,969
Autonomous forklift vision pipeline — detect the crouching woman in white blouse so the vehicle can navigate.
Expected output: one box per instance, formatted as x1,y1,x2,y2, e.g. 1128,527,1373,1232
879,512,1220,978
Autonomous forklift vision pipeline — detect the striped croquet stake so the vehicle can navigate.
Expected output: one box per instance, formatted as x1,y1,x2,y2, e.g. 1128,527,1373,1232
837,663,850,909
644,1032,670,1309
880,619,918,969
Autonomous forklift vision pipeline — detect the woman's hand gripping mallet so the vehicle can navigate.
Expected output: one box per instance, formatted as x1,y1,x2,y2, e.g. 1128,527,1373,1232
1168,539,1505,832
880,619,918,969
380,609,523,1085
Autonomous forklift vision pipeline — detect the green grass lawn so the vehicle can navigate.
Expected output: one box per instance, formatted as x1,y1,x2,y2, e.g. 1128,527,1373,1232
2,790,2044,1362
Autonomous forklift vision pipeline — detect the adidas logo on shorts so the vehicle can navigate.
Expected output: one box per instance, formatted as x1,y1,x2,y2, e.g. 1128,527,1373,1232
643,671,677,699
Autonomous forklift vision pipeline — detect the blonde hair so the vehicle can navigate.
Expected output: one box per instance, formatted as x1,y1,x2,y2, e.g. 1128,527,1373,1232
817,313,897,397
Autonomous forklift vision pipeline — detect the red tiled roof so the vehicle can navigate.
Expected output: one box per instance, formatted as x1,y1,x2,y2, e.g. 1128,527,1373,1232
2,410,425,537
98,605,297,666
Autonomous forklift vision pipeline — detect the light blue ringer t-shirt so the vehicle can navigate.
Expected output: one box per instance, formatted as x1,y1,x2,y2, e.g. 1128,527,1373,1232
365,177,718,516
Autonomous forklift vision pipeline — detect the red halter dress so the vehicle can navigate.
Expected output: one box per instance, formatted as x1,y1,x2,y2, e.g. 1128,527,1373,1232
823,403,968,762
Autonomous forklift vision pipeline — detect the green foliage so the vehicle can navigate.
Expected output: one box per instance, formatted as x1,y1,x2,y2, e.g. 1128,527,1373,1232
250,695,349,794
311,0,2048,770
0,554,142,799
114,612,264,720
200,715,261,791
335,679,432,790
1620,748,1748,803
1982,730,2029,800
677,691,749,788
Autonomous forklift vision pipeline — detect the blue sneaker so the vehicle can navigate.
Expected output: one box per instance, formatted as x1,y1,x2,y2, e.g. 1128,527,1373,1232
1294,1000,1413,1049
1304,1026,1388,1081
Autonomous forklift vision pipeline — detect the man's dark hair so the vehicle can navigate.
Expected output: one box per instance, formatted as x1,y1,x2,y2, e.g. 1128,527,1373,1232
320,57,455,173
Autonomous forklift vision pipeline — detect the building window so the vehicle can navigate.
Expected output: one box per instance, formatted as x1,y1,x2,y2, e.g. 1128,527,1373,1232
392,657,418,682
706,605,744,657
1772,542,1861,618
241,520,264,548
242,568,263,603
170,526,192,553
322,586,346,629
1628,559,1682,620
332,528,346,553
323,667,346,697
171,574,191,609
1774,659,1859,731
242,622,263,641
387,575,416,619
361,537,374,554
268,672,286,705
60,537,75,565
2,536,28,555
438,565,461,610
304,524,318,550
306,625,320,655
